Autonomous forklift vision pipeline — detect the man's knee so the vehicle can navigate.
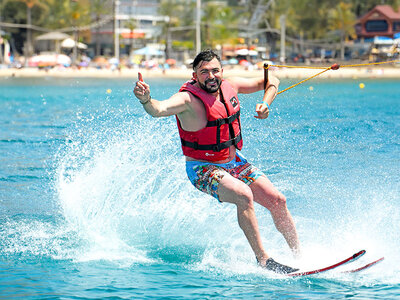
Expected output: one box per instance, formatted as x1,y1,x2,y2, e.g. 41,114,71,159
232,185,254,211
277,192,287,206
269,192,288,212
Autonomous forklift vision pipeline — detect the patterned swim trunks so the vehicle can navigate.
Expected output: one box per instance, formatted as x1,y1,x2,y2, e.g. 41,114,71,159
185,151,265,202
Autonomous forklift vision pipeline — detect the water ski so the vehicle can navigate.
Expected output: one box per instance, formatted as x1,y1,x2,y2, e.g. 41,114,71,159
284,250,384,277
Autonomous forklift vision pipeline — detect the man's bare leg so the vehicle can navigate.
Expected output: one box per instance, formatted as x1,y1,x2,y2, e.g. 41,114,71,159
250,176,301,256
217,174,299,273
217,174,270,264
270,205,300,256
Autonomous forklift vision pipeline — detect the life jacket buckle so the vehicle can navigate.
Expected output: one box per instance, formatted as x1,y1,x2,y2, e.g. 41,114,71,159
212,145,220,152
215,118,223,126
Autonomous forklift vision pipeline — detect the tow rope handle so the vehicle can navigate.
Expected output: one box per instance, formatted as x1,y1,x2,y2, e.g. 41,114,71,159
264,63,269,91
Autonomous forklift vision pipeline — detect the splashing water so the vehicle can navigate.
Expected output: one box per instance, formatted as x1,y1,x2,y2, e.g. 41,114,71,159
55,110,248,266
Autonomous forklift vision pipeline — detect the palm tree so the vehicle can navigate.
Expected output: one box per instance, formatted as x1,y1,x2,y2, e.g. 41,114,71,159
3,0,52,58
329,2,356,60
201,2,238,49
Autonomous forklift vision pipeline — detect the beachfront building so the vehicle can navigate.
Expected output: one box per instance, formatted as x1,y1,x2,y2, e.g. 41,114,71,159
354,5,400,62
91,0,167,57
355,5,400,39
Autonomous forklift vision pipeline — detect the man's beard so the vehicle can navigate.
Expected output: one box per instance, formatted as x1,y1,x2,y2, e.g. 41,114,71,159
198,78,222,93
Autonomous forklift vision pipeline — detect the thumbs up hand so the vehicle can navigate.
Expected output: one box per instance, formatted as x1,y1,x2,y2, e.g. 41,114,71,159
134,72,151,104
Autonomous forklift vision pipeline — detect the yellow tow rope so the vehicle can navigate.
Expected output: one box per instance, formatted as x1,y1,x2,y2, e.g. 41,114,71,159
264,60,400,95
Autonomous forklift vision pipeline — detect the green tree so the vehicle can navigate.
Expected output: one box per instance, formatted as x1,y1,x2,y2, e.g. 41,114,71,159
351,0,400,17
44,0,110,57
159,0,243,55
2,0,53,56
159,0,186,58
329,1,356,60
45,0,91,29
202,1,238,49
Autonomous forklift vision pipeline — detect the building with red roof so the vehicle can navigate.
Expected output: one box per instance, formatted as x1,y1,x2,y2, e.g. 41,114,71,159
355,5,400,39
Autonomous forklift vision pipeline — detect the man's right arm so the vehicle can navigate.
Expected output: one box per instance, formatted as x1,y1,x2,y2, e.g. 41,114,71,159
133,73,190,118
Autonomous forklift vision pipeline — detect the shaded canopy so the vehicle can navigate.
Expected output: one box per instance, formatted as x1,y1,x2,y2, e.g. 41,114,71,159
35,32,71,41
235,49,258,56
372,36,394,45
133,46,164,56
61,38,88,50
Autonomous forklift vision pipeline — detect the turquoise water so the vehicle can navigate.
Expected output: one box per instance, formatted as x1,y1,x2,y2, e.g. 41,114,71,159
0,76,399,299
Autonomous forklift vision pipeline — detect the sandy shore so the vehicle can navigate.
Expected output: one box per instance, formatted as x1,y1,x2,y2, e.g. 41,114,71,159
1,64,399,79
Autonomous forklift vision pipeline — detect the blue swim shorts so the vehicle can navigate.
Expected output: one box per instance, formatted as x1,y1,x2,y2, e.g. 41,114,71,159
185,151,265,202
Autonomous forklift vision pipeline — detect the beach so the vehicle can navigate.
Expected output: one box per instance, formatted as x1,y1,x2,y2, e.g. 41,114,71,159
1,64,399,79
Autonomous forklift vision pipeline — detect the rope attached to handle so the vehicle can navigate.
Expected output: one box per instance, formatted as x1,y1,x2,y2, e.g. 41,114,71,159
264,59,400,96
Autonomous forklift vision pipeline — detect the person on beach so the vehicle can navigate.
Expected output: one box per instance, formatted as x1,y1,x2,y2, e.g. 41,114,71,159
133,49,300,274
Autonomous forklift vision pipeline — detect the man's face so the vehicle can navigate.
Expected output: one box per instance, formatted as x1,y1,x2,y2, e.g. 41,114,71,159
193,58,223,93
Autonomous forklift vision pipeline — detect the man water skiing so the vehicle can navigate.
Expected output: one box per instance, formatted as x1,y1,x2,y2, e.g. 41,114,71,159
133,50,300,274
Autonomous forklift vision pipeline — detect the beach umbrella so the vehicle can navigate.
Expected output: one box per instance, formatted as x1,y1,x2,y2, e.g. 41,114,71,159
166,58,176,65
94,57,107,63
235,48,249,56
239,59,251,66
133,46,164,63
108,57,119,65
248,50,258,56
235,49,258,56
133,46,164,56
228,58,238,64
28,53,71,67
55,54,71,66
61,38,88,50
394,32,400,43
35,32,71,53
93,56,109,68
35,32,71,41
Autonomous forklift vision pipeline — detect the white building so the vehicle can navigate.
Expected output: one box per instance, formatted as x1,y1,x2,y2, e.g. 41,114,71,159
91,0,167,57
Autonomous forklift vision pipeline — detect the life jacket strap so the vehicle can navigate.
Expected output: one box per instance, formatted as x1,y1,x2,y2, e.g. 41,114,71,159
180,132,242,152
206,110,240,127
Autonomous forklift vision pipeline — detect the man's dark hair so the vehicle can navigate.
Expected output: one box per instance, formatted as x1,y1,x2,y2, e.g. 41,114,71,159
192,49,221,70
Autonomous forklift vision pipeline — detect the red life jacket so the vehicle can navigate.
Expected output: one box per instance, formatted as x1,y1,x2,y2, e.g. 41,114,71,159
177,79,243,161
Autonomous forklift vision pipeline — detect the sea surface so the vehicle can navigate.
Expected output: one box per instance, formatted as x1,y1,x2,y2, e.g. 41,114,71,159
0,75,399,299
